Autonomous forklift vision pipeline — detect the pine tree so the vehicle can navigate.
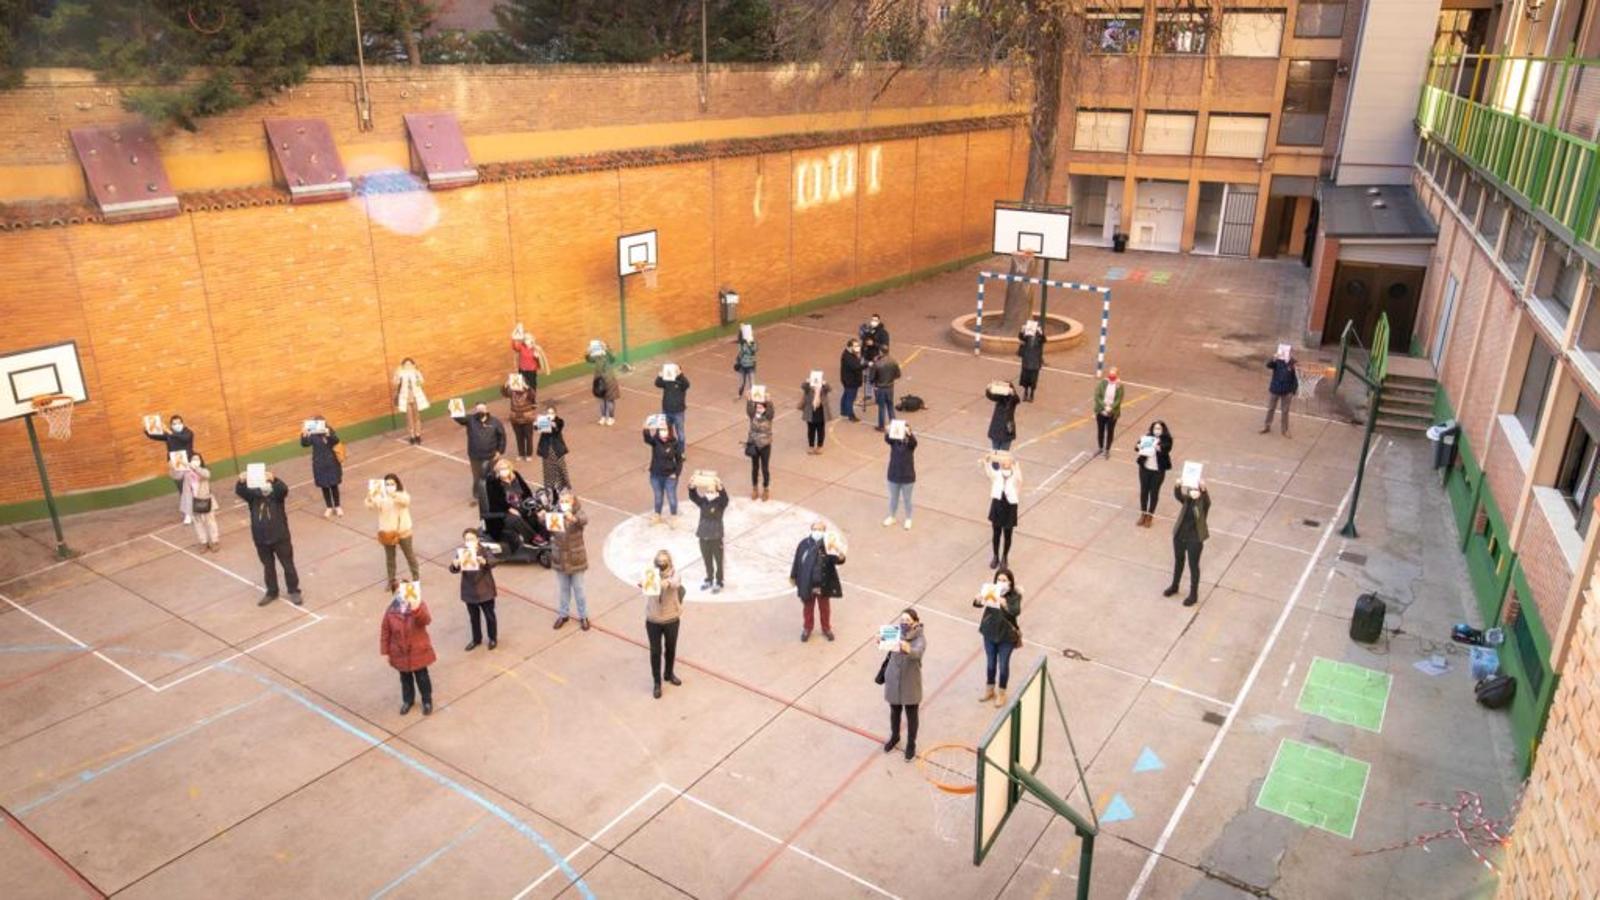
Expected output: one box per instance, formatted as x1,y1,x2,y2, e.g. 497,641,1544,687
492,0,774,64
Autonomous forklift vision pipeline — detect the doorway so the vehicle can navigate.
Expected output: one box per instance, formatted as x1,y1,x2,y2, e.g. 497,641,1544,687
1218,184,1257,257
1322,261,1426,349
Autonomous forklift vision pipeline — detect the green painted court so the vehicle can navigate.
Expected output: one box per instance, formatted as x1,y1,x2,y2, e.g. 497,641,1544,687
1256,739,1372,839
1296,656,1393,732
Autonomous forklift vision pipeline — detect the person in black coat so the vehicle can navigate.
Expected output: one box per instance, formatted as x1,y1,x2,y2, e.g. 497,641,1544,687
1133,421,1174,527
483,460,537,551
144,415,196,521
839,339,865,421
654,367,691,454
453,402,507,507
860,315,889,406
1017,322,1045,402
643,421,684,521
535,407,570,492
884,425,917,530
235,470,301,606
1262,350,1299,437
985,382,1021,451
871,352,902,431
300,415,344,518
449,528,498,651
687,476,729,592
789,521,845,642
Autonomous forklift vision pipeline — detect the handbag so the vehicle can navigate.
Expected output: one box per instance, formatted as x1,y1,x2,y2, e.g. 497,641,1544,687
191,496,213,514
744,441,758,458
333,441,347,464
378,530,400,546
874,653,890,685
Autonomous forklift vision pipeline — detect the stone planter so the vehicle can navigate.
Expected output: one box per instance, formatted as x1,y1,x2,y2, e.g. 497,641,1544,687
948,313,1083,357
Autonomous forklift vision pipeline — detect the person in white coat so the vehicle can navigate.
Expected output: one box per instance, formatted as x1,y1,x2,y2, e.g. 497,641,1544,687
985,453,1022,569
394,358,429,445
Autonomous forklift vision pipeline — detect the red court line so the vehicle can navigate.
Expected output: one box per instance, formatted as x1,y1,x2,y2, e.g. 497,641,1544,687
728,644,985,898
1,808,104,897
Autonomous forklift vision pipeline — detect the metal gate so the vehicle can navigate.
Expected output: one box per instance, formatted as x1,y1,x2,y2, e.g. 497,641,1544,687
1218,185,1258,257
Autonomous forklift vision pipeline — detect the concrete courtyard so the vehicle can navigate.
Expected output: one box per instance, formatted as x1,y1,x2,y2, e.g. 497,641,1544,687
0,247,1520,899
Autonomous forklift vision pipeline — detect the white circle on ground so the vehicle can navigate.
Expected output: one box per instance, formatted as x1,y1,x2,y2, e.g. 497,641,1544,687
602,498,839,603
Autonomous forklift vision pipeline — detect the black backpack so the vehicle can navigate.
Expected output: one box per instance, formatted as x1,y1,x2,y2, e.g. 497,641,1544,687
1474,674,1516,709
896,394,926,412
591,374,607,398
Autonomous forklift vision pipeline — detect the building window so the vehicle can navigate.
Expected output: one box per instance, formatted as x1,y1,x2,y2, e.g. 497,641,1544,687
1534,243,1583,318
1514,339,1557,443
1074,109,1133,152
1154,12,1208,54
1430,146,1449,183
1557,397,1600,533
1460,178,1481,223
1087,12,1143,54
1577,285,1600,359
1142,112,1197,154
1502,213,1536,284
1219,11,1283,57
1295,0,1346,37
1480,191,1507,247
1445,158,1465,199
1280,60,1337,146
1206,114,1270,158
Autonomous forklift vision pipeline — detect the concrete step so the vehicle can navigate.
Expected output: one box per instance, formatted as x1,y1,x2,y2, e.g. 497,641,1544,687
1384,380,1437,396
1375,414,1432,432
1380,395,1435,413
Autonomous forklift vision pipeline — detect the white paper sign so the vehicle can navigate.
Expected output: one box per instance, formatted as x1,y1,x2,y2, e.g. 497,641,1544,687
750,385,768,403
454,547,480,572
978,582,1002,608
142,414,164,434
168,450,188,469
368,478,385,497
740,323,753,342
512,322,526,340
824,530,847,558
535,415,554,432
396,580,422,605
878,624,901,652
448,397,466,418
1138,435,1155,453
1276,343,1293,361
246,463,267,490
988,381,1012,396
1181,461,1204,490
507,373,527,391
888,419,908,440
808,370,824,387
543,511,566,533
587,339,606,358
661,363,680,380
303,418,326,435
645,413,667,431
640,566,662,596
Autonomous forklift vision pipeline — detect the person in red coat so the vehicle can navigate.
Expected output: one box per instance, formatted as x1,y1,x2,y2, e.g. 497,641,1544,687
380,583,436,716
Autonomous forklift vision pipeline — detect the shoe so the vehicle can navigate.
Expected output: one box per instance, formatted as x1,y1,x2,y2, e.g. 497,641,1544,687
883,736,900,753
335,507,344,517
488,639,497,650
468,497,478,506
421,701,432,716
666,673,681,686
761,487,769,502
653,683,662,699
288,591,303,606
579,618,591,631
979,685,995,702
712,583,723,594
324,508,333,519
904,519,913,531
1282,430,1291,438
399,701,413,715
883,516,895,527
989,555,999,569
415,436,423,444
389,579,399,593
848,416,861,423
904,743,916,761
874,426,886,432
1259,427,1271,434
1163,584,1179,597
701,579,713,591
752,486,760,500
801,630,812,642
1137,513,1149,527
1183,595,1198,607
553,615,569,629
207,543,219,552
258,592,279,607
823,630,835,642
1103,449,1111,460
599,417,608,425
651,514,662,524
994,688,1007,708
465,640,481,651
183,514,192,525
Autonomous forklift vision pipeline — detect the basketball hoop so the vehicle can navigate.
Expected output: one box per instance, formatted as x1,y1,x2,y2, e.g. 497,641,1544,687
918,742,977,845
30,393,74,440
1011,249,1038,271
633,260,659,289
1296,365,1335,401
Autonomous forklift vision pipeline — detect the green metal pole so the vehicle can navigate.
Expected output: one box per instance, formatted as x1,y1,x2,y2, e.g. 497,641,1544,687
1340,383,1381,539
1013,766,1097,900
25,415,73,559
617,273,632,366
1039,258,1051,326
1077,832,1094,900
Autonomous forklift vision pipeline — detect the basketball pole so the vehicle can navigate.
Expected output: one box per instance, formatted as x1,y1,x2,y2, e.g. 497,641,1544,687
24,414,72,559
1038,257,1050,326
616,271,633,370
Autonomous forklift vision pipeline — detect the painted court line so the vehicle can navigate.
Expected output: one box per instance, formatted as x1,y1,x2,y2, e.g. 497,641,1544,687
146,533,324,623
0,588,155,689
370,817,490,899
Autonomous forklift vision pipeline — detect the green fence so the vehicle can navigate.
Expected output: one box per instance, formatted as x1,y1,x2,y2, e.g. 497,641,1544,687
1418,54,1600,252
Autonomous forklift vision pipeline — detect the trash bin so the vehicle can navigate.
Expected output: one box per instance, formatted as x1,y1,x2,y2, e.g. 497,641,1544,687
1112,232,1128,253
719,289,740,326
1425,419,1460,469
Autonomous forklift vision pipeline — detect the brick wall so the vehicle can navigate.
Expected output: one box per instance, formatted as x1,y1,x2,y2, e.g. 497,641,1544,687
1517,505,1577,631
0,125,1022,506
1500,573,1599,899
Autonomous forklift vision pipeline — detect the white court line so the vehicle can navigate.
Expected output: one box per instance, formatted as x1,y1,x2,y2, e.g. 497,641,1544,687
146,534,324,623
0,588,155,689
511,784,670,899
1125,440,1381,899
147,616,325,693
1031,450,1090,496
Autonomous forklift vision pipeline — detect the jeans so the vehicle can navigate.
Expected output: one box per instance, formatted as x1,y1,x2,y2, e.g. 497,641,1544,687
888,481,914,518
399,667,432,705
1138,467,1165,514
889,703,920,746
984,636,1016,688
802,592,833,634
737,368,754,396
384,536,420,584
876,389,894,428
1264,393,1292,433
840,385,858,418
750,445,771,487
650,474,679,515
320,484,341,508
256,540,300,596
646,619,680,685
1171,537,1204,596
807,419,826,447
556,571,588,618
1096,414,1118,452
599,397,616,420
699,538,724,585
467,599,498,643
664,410,687,453
512,422,534,457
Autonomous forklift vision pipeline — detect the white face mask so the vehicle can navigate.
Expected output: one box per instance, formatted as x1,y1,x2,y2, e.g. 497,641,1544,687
996,580,1011,593
171,422,184,432
812,530,826,542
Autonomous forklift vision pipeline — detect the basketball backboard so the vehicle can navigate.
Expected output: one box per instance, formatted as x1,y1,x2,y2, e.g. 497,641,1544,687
993,201,1073,261
975,656,1049,863
1,341,88,422
618,229,659,277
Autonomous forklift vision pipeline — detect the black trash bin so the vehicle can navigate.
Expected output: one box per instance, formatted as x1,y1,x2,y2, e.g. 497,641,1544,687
1112,232,1129,253
1426,419,1460,470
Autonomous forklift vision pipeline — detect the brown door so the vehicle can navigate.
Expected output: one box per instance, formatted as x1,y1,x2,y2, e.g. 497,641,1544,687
1325,262,1375,345
1322,261,1425,350
1373,265,1424,351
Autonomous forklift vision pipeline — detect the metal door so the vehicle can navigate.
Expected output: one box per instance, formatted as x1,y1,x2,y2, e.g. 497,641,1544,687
1218,185,1257,257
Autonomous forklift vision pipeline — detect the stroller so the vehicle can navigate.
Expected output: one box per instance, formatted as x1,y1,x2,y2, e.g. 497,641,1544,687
480,481,555,568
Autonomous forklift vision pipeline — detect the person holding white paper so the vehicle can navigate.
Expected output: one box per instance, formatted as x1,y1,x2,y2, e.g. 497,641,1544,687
1262,347,1300,436
535,406,570,492
643,421,683,522
380,583,435,715
881,609,925,761
509,326,550,398
591,347,621,425
143,414,196,522
550,490,591,631
183,452,220,553
687,476,729,592
393,358,429,445
734,326,758,399
985,381,1021,451
884,422,917,530
300,415,344,518
448,529,498,651
365,473,419,590
985,454,1023,569
798,373,833,454
1017,321,1045,402
1164,480,1211,607
641,549,684,699
1133,421,1174,527
790,520,845,642
971,569,1022,706
502,373,538,461
453,402,506,507
654,365,691,454
235,469,301,606
1094,368,1124,459
745,398,775,501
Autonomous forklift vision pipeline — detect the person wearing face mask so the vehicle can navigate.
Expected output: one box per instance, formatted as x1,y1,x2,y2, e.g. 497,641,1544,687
860,316,889,411
144,415,196,522
448,528,498,651
871,350,902,432
972,570,1022,707
1164,481,1211,607
1133,421,1174,527
1094,367,1124,460
591,346,621,426
366,472,419,591
745,399,774,501
687,475,729,593
483,460,537,551
985,381,1021,451
535,406,570,492
881,609,925,761
798,373,832,454
380,580,435,716
641,549,685,698
183,452,220,552
839,339,865,422
654,366,691,455
453,402,507,508
884,422,917,530
550,489,591,630
985,453,1022,569
1262,347,1298,437
1016,320,1045,402
789,521,845,642
643,421,684,523
502,373,538,462
734,328,758,399
394,357,429,444
300,414,344,518
236,469,302,606
509,325,550,399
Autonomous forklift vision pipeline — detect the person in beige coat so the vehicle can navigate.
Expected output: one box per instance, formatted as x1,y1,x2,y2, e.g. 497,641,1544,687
394,358,429,445
502,373,539,461
550,489,591,631
182,451,220,552
366,473,419,591
641,549,685,699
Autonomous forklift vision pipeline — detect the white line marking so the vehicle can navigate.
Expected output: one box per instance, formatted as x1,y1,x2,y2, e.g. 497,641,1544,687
0,588,155,688
1031,451,1089,496
148,616,325,693
1147,679,1234,710
511,783,668,899
1125,440,1381,899
148,534,261,591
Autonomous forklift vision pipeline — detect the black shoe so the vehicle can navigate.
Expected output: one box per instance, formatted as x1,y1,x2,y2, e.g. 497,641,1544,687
848,416,861,423
883,736,900,753
905,743,916,761
464,640,480,651
1163,585,1180,597
288,591,303,606
801,630,811,642
823,630,835,642
488,639,497,650
258,592,279,607
701,579,713,591
666,673,682,686
399,701,413,715
421,701,432,715
989,555,999,569
553,615,569,630
653,683,662,699
579,618,590,631
1183,595,1198,607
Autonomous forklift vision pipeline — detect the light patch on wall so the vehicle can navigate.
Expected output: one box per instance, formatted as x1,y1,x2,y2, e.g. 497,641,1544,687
753,171,765,221
794,145,882,212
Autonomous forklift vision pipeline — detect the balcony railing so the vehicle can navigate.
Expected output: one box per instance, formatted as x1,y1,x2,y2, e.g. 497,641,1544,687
1417,54,1600,252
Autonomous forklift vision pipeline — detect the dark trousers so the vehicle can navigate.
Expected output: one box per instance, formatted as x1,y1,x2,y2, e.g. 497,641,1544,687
256,540,300,596
1171,537,1204,596
319,484,341,508
699,538,724,585
1096,414,1118,451
467,599,498,643
991,523,1014,561
802,592,833,633
991,437,1013,451
806,419,826,447
889,703,920,745
840,385,858,418
399,667,432,705
1264,393,1293,433
512,422,534,457
646,619,679,685
750,445,771,487
876,389,894,428
518,370,539,396
984,636,1016,688
469,456,493,505
1138,467,1165,514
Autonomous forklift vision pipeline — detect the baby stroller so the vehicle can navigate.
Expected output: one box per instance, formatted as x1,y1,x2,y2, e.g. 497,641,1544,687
481,481,555,568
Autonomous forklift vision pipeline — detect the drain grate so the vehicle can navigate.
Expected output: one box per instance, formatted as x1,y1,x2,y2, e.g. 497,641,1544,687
1339,550,1368,565
1201,711,1226,726
1302,518,1322,528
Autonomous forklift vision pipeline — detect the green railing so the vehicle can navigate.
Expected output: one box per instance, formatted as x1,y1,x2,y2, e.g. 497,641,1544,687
1417,54,1600,252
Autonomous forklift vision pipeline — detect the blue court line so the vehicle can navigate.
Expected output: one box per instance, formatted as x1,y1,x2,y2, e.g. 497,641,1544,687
370,817,489,899
0,643,84,654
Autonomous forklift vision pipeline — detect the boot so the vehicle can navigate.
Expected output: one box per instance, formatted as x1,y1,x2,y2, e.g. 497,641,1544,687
979,685,995,703
904,741,916,761
1163,584,1180,597
994,688,1008,708
761,486,770,502
1183,593,1199,607
883,734,900,753
752,485,760,500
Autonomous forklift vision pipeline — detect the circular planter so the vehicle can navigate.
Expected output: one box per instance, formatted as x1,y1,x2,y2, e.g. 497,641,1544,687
948,313,1083,357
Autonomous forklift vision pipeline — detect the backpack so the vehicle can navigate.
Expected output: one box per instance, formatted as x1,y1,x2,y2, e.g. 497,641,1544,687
895,394,926,412
1474,674,1516,709
592,374,607,398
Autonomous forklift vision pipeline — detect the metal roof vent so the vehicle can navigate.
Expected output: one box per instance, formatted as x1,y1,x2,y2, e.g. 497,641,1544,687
264,118,353,203
403,112,478,190
68,123,180,223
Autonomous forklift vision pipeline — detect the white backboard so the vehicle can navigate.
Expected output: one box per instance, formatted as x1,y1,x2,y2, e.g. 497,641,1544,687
1,341,88,422
993,202,1072,261
618,229,659,277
